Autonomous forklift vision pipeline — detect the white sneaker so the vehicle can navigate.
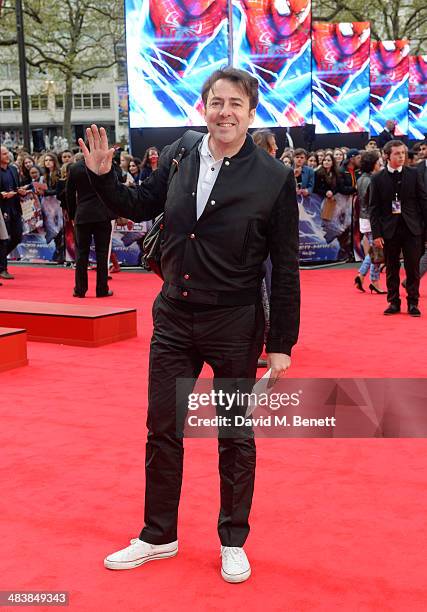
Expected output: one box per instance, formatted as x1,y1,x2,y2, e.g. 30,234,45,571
104,538,178,570
220,546,251,583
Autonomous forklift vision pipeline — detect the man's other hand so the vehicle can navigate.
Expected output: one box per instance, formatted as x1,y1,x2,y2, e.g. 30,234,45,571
267,353,291,387
78,124,115,176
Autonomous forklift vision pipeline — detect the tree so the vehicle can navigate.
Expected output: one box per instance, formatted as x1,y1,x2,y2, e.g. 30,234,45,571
312,0,427,54
0,0,125,144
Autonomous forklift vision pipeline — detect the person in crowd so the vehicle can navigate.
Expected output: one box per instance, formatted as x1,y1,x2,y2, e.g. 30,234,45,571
417,140,427,163
66,157,115,298
406,150,418,167
337,148,361,196
129,157,143,185
80,67,300,583
293,148,314,196
333,147,345,166
281,154,293,166
354,150,385,294
369,140,427,316
306,152,319,169
377,119,396,149
39,152,64,262
0,145,28,280
252,129,278,158
317,149,325,165
139,146,160,182
19,155,36,186
402,143,427,289
365,139,378,151
313,152,339,200
120,152,135,185
60,150,74,166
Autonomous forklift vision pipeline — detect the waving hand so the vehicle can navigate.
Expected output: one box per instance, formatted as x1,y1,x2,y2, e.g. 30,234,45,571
78,124,115,175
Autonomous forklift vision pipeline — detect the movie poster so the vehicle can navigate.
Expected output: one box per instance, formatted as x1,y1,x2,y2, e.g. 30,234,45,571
370,40,410,137
312,22,370,134
232,0,312,126
408,56,427,140
125,0,229,127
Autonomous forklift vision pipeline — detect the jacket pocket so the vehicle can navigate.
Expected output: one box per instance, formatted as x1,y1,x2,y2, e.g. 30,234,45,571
240,220,253,265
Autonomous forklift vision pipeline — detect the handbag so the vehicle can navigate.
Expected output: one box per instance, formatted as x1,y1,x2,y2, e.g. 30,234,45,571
142,130,204,278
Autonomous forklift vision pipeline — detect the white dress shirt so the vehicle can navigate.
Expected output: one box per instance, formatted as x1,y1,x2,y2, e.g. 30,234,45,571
196,135,223,220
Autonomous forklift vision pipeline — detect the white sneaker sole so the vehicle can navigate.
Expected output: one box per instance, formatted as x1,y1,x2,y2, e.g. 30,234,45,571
104,548,178,570
221,567,251,583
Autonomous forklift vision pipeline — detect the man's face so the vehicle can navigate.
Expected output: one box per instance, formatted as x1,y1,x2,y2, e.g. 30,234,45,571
366,140,377,151
293,153,306,168
349,154,361,169
0,147,10,167
204,79,255,150
419,144,427,159
388,145,406,169
386,120,396,131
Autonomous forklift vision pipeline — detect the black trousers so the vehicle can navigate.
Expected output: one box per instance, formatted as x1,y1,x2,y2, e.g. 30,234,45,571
384,218,424,306
139,293,264,547
0,206,23,272
74,221,111,296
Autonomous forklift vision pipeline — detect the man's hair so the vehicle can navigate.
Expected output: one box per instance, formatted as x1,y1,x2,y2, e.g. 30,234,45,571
252,129,274,152
201,67,259,110
360,150,380,173
383,139,406,155
293,148,307,157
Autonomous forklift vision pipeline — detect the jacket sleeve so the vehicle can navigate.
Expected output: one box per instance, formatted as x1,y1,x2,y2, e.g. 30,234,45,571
65,168,77,220
86,143,176,222
306,167,315,194
416,168,427,234
368,174,382,239
266,169,300,355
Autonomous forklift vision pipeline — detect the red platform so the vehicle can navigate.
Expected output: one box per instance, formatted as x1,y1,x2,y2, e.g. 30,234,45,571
0,327,28,372
0,300,137,347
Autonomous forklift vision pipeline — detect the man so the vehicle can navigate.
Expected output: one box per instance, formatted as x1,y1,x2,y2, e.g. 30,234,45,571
80,68,300,583
377,119,396,149
337,148,361,196
60,150,74,166
365,139,378,151
0,146,27,280
293,148,314,196
369,140,427,316
66,158,115,298
418,140,427,163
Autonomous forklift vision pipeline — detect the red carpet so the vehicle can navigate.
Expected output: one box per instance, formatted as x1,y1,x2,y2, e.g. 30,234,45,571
1,266,426,611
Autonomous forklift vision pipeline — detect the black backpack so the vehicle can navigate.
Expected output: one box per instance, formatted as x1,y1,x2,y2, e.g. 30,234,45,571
142,130,204,278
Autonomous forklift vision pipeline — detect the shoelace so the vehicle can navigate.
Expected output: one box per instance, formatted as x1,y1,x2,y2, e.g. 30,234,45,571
221,547,244,562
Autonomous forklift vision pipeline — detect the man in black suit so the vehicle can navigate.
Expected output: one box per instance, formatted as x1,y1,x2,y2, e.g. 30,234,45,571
66,159,115,297
79,68,300,582
0,146,27,280
376,120,396,149
369,140,427,316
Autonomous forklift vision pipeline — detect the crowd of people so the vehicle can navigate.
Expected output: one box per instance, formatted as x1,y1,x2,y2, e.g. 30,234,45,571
1,122,426,313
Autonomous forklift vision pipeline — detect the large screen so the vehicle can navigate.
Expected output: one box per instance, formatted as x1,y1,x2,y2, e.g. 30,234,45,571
409,56,427,140
370,40,410,136
125,0,229,127
311,22,370,134
232,0,312,126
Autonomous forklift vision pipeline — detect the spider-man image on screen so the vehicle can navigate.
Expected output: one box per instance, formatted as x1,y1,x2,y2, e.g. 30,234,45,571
370,40,410,137
233,0,312,126
312,22,370,134
409,56,427,140
125,0,228,127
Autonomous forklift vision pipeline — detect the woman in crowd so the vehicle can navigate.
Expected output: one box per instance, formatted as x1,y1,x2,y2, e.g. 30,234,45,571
39,152,64,262
129,157,142,185
313,152,339,200
119,152,135,185
354,150,386,294
307,152,319,169
333,148,345,166
19,155,36,186
252,129,278,157
139,146,160,182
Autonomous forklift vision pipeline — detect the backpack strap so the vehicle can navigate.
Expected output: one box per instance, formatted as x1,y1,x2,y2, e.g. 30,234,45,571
167,130,204,189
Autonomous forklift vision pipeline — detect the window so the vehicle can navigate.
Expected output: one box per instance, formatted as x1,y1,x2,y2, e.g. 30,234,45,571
55,95,64,109
40,95,48,110
83,94,92,109
73,94,82,109
1,96,12,111
101,93,110,109
30,95,48,110
92,94,101,109
12,97,21,110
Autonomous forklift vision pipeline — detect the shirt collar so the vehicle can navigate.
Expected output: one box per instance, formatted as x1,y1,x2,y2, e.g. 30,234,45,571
387,163,403,173
201,133,256,162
